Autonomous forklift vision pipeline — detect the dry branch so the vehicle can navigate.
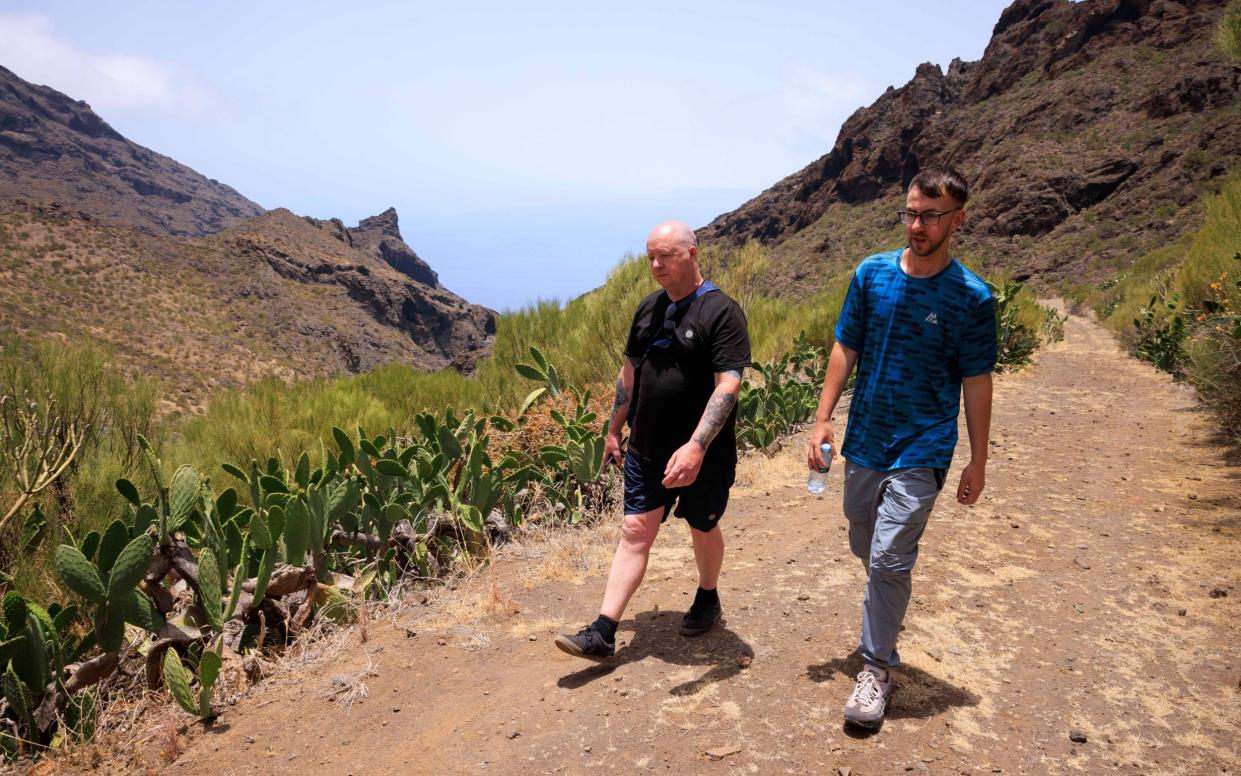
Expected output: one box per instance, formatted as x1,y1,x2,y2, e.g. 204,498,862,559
0,392,87,533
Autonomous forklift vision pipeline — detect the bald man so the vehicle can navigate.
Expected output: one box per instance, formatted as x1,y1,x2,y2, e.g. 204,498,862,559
556,221,751,660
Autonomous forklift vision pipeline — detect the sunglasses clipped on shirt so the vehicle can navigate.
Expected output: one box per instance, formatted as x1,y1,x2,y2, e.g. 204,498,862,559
649,281,719,350
650,298,682,350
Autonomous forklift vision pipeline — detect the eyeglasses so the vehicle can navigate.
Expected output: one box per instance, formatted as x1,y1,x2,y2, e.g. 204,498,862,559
897,208,959,226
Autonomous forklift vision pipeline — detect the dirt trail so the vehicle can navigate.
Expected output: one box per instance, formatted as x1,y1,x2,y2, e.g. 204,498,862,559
163,313,1238,775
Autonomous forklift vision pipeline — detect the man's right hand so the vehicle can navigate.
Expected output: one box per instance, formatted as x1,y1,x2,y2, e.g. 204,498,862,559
604,432,624,468
807,421,837,471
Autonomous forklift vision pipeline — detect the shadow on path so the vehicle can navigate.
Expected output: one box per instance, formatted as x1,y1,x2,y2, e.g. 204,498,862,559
558,609,753,696
808,653,979,737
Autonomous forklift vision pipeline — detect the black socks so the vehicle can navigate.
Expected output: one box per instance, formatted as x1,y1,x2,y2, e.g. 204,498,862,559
595,592,717,643
592,614,618,643
693,586,719,608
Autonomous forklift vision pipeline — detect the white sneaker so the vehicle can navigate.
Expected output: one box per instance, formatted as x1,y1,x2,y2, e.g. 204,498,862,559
843,666,893,728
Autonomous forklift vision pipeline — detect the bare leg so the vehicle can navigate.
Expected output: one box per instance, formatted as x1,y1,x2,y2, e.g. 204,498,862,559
599,508,664,621
689,524,724,590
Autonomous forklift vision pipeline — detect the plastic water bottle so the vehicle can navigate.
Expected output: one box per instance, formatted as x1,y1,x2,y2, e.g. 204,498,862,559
807,443,832,493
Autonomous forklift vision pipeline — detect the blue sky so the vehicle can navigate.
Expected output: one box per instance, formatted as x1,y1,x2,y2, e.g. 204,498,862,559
0,1,1011,310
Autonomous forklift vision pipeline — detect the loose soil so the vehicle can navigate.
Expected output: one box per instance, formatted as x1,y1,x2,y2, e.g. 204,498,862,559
90,313,1241,774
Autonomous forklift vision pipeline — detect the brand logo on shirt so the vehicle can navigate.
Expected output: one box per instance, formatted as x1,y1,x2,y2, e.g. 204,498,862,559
924,312,938,325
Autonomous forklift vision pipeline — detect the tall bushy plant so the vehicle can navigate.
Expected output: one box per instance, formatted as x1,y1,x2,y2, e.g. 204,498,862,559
0,338,158,596
1107,175,1241,439
989,278,1043,372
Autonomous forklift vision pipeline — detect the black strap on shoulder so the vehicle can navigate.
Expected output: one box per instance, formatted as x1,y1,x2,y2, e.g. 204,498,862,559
627,281,719,426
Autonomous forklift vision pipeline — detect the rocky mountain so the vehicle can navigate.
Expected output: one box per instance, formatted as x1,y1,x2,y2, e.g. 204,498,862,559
0,64,264,236
347,207,442,288
0,202,494,412
700,0,1241,294
223,208,493,373
0,65,495,409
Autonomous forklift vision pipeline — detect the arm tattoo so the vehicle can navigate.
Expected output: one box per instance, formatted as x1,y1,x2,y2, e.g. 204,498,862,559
611,377,630,410
610,376,631,427
691,390,738,448
723,368,742,382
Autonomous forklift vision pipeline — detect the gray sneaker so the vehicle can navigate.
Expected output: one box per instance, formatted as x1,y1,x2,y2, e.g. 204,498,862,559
843,666,893,728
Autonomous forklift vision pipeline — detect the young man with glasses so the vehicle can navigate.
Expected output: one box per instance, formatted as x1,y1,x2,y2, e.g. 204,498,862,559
557,220,751,660
807,168,996,728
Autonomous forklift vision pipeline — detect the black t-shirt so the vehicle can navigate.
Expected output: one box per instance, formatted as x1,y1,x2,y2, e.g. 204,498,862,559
623,286,751,468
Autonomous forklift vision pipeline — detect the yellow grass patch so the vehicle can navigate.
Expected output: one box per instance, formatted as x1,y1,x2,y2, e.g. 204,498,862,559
505,521,617,586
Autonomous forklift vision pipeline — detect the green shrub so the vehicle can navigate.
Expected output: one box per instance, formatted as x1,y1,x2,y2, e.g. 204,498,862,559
1219,0,1241,61
737,333,827,451
989,278,1048,373
0,338,158,598
1132,294,1188,376
1107,173,1241,440
1184,310,1241,436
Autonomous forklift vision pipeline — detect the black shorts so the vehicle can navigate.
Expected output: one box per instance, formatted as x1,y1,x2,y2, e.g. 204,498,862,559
623,450,734,532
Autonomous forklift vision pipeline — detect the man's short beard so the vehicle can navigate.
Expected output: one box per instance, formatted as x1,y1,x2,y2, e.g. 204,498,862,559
910,231,948,257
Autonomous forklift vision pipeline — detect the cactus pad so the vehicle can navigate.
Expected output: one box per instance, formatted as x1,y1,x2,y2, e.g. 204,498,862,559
162,648,197,716
197,548,223,631
54,545,106,604
2,592,26,631
106,534,154,603
169,465,202,531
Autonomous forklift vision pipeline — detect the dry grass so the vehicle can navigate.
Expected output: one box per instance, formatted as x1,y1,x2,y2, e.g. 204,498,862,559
732,396,853,497
504,519,617,587
322,653,379,711
732,435,807,496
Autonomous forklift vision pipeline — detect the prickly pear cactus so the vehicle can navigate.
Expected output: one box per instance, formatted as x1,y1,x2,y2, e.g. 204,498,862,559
54,533,156,656
96,519,130,580
106,534,153,603
197,548,223,631
2,591,26,632
197,648,221,716
169,465,202,531
162,648,197,716
1,665,31,725
283,499,310,566
248,513,272,550
53,545,106,604
65,689,97,743
161,646,219,719
251,549,275,603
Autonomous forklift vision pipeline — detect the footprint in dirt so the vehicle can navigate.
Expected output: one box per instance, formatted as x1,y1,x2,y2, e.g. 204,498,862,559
808,654,980,737
557,609,754,696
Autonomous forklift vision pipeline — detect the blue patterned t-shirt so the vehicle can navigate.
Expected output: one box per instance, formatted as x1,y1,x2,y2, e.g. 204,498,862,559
834,249,997,471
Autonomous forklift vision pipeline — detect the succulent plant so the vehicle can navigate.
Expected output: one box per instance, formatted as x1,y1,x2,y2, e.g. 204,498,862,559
53,533,157,654
2,591,26,632
163,644,222,720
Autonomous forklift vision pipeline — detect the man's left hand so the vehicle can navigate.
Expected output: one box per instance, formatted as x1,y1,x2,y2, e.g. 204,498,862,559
956,460,986,505
662,441,705,488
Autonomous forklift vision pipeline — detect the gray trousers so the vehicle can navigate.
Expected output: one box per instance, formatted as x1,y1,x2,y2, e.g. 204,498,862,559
842,461,944,669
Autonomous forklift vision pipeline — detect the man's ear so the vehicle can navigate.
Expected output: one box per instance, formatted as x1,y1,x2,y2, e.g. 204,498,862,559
953,208,967,230
688,244,698,261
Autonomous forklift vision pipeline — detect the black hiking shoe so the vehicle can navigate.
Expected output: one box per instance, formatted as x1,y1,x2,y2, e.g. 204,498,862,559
555,624,616,661
679,599,722,636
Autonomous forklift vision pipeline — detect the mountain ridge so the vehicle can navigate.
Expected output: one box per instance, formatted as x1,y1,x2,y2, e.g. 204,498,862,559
0,64,264,237
0,65,495,410
699,0,1241,295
